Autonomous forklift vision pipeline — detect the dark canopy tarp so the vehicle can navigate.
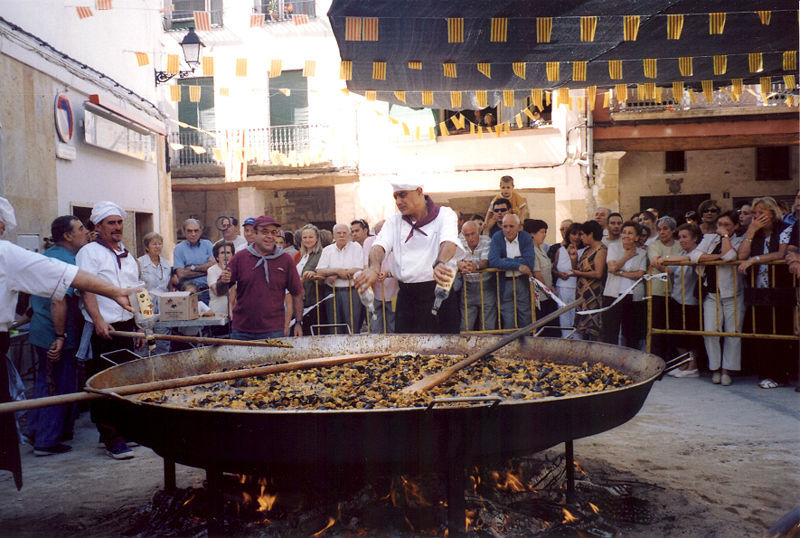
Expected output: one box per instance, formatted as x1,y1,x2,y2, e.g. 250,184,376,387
328,0,798,109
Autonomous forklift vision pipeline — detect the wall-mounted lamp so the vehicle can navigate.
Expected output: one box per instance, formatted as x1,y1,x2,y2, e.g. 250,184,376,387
154,27,205,86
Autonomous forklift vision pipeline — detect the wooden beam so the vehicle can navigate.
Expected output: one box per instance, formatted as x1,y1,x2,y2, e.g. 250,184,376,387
171,173,359,192
595,133,799,152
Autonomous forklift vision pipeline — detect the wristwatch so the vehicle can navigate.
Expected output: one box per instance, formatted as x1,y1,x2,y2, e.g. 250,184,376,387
190,264,196,271
432,259,443,269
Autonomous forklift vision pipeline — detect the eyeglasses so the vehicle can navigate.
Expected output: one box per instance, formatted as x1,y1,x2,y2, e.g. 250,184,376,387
494,207,509,213
259,229,281,236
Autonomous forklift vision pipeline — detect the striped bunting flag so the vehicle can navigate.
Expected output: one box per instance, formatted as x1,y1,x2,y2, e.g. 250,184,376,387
394,91,406,103
503,90,514,107
269,59,282,78
302,60,316,77
667,15,683,39
169,85,181,102
490,18,507,42
558,88,569,107
194,11,211,31
702,80,714,102
439,122,449,136
530,89,543,111
408,61,422,70
477,63,491,79
76,6,93,18
429,126,436,141
362,18,378,41
783,51,797,71
339,61,352,80
644,83,655,100
202,56,214,76
655,87,662,102
134,52,149,66
636,84,645,100
537,18,552,43
235,58,247,77
523,108,536,121
623,16,639,41
759,77,771,102
709,13,725,35
189,86,201,103
96,0,112,10
514,114,523,128
345,17,361,41
546,62,559,82
422,91,433,106
615,84,628,103
573,61,586,81
713,55,727,75
643,58,657,79
672,81,684,100
756,11,771,25
580,17,597,42
586,86,597,111
450,91,462,109
365,91,376,101
678,57,693,77
293,14,309,25
512,62,525,80
415,126,421,141
452,114,465,130
443,63,457,78
402,122,410,136
372,61,386,80
749,52,763,73
447,18,463,43
687,89,697,103
603,90,610,108
219,88,229,97
783,75,796,90
608,60,622,80
250,14,264,27
476,91,487,108
166,54,180,74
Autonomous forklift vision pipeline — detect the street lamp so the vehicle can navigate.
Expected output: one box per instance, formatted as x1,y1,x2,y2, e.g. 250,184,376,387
155,27,206,86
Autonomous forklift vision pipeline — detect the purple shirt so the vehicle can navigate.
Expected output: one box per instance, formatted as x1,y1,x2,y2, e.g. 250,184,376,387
228,248,303,334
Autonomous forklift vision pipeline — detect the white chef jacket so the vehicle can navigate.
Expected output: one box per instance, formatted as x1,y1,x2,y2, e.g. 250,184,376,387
76,241,138,324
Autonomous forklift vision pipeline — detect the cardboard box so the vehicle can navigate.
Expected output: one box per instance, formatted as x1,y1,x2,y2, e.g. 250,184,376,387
154,291,199,321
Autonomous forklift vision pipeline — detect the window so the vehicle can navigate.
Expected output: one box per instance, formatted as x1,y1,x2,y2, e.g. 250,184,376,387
665,150,685,172
258,0,316,22
177,77,215,164
169,0,222,29
756,146,791,181
439,106,498,134
269,70,308,126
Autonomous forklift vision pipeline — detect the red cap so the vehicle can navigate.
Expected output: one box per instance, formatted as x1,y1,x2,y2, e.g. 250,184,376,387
253,215,281,228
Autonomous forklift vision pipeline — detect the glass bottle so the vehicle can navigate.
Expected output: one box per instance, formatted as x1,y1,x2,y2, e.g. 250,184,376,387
431,259,457,316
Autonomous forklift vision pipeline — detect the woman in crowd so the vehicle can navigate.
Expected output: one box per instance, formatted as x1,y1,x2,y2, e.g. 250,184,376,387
690,210,744,386
571,220,607,341
647,216,682,359
295,224,326,335
553,222,582,337
525,219,559,337
640,211,658,246
137,232,172,355
603,221,648,348
659,223,702,377
697,200,721,236
207,240,235,319
737,196,792,389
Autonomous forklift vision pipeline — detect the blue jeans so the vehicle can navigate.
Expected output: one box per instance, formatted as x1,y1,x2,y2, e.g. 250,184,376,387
230,329,284,341
26,345,77,448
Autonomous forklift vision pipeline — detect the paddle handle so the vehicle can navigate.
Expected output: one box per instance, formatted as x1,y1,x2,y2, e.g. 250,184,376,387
110,330,293,348
0,352,389,415
402,299,583,394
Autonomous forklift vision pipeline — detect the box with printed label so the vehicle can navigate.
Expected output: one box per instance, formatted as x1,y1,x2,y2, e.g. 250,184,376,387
153,291,199,321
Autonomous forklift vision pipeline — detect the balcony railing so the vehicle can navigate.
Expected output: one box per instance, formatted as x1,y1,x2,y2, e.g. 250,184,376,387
259,0,316,23
612,82,796,114
168,124,329,168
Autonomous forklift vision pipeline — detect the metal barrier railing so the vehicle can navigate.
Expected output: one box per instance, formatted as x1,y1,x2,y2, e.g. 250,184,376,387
646,259,799,352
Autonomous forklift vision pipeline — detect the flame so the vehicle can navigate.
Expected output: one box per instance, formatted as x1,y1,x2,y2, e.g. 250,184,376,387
241,491,252,505
491,469,527,492
589,502,600,514
562,508,578,523
181,493,196,507
256,486,277,512
574,460,588,477
465,509,477,531
399,475,431,507
310,516,336,536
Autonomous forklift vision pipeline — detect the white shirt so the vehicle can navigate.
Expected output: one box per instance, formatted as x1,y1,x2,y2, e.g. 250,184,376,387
207,264,230,316
604,243,648,301
555,245,577,289
670,249,699,305
0,241,78,331
232,235,248,253
690,233,744,299
504,235,522,277
317,240,364,288
76,241,138,324
374,206,463,283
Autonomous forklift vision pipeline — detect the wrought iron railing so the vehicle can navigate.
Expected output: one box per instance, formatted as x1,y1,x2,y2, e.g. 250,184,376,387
259,0,316,23
612,82,797,113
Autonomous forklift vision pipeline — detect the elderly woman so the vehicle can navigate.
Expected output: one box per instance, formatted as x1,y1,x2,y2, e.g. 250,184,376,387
697,200,721,236
647,216,682,359
553,222,582,337
571,221,607,341
737,196,792,389
295,224,326,335
690,210,744,386
137,232,172,355
602,221,648,348
525,219,559,337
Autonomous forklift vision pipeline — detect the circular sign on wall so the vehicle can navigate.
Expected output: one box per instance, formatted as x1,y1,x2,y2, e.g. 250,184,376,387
54,93,74,143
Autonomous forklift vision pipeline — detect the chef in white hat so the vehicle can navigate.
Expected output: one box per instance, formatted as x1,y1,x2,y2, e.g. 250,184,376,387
0,197,134,486
354,180,463,334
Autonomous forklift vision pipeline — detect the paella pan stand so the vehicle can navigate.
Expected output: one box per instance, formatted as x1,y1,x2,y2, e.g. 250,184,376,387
88,335,664,535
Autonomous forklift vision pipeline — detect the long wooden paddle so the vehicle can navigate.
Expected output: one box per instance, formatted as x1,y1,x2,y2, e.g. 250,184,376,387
110,330,293,348
402,299,583,394
0,352,389,415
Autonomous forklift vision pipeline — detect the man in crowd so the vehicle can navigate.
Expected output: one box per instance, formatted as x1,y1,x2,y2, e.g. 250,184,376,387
594,207,610,236
361,220,398,333
76,201,143,460
216,215,303,339
173,218,215,302
458,220,496,331
603,212,623,247
548,219,573,262
219,216,248,252
488,213,536,329
26,216,89,457
355,180,463,334
350,219,370,247
242,217,256,245
316,223,364,334
485,198,511,238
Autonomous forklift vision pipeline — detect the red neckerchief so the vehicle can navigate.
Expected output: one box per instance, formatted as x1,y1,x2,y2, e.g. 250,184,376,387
402,196,440,243
95,237,129,268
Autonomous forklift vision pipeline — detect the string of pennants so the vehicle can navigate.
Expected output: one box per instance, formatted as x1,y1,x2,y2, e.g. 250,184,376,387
73,4,310,26
73,0,174,19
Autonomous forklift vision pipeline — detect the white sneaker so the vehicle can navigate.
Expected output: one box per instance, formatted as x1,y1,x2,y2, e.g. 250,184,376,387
672,368,699,378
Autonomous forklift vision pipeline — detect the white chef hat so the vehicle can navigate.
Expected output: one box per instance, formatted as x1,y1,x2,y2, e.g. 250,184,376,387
389,179,424,192
0,196,17,232
90,201,126,225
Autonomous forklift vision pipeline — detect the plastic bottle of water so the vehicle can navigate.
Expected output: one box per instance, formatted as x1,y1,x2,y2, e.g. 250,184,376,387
128,281,156,330
431,260,457,316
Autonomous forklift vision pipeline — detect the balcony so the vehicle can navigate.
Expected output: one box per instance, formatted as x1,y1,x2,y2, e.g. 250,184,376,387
259,0,316,23
168,124,333,172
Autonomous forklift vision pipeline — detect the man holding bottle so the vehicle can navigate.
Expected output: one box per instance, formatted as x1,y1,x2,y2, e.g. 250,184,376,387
354,181,462,334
